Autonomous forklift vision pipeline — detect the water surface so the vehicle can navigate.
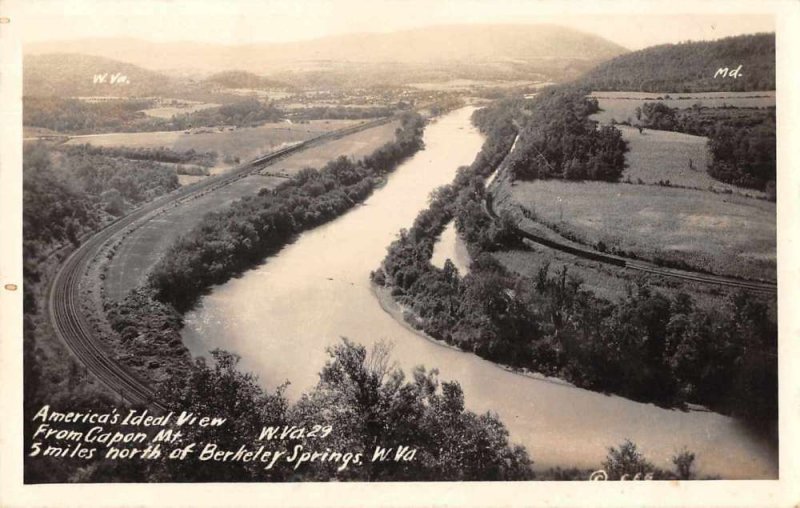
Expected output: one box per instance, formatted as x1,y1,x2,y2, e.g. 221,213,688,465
183,107,777,478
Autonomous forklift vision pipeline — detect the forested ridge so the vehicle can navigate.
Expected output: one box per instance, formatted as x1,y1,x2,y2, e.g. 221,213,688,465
22,142,192,483
579,33,775,92
374,97,777,422
23,143,181,267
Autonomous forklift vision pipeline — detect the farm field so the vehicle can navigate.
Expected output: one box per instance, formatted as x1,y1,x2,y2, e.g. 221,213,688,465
272,120,400,172
589,90,775,125
508,180,776,281
102,119,401,301
64,119,363,170
615,125,767,198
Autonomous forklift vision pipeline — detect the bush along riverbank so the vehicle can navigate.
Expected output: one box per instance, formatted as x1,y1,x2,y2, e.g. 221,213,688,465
373,90,777,424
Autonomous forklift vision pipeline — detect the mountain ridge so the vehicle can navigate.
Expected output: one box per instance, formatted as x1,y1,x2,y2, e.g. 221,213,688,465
25,24,628,75
577,32,775,92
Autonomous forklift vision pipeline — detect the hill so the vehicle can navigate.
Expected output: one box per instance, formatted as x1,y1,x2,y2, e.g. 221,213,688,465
25,25,627,83
578,33,774,92
23,53,216,99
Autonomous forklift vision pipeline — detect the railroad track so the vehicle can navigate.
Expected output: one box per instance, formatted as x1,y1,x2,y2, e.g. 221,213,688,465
484,176,776,295
48,117,395,409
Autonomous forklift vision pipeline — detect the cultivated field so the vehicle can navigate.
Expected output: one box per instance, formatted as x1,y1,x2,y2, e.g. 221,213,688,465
275,120,400,172
589,90,776,125
508,180,776,281
64,119,362,171
615,125,767,198
102,119,401,301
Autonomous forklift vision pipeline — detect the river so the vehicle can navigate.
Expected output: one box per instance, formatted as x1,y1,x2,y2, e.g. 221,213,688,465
182,106,777,479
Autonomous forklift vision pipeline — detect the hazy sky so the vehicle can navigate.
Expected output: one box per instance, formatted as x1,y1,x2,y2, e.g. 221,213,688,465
15,0,775,50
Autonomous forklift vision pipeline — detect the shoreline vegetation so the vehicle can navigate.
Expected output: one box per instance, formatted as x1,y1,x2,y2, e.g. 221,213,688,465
372,87,777,425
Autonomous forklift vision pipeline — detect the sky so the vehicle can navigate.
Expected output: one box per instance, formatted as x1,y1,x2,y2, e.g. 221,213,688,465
13,0,776,51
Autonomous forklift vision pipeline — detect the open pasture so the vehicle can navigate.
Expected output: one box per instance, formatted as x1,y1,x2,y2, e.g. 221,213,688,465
615,125,767,198
509,180,776,281
589,90,775,125
64,119,362,170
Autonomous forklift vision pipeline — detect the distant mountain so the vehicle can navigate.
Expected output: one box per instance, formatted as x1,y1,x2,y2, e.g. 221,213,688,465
24,53,172,96
25,24,627,81
23,53,226,99
578,33,775,92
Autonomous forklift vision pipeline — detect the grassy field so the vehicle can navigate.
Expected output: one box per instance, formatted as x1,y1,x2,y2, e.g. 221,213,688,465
589,91,775,125
508,180,776,281
102,120,401,301
64,119,362,171
275,120,400,172
615,125,767,198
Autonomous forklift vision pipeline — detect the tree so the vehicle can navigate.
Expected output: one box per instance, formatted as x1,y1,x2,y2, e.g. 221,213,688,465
672,448,696,480
291,339,534,481
151,350,289,482
602,440,656,480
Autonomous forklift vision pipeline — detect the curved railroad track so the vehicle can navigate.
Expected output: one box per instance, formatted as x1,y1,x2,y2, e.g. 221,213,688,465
483,134,776,296
484,193,776,295
48,118,394,409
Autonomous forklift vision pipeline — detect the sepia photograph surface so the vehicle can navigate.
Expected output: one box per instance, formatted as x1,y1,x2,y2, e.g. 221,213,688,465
2,0,799,505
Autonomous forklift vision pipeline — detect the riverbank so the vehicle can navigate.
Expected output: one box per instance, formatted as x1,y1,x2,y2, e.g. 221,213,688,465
371,281,580,390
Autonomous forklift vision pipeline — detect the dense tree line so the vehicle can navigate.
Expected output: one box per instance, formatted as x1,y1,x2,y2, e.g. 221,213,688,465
24,97,283,134
505,86,628,182
375,103,777,423
204,70,291,91
579,33,775,92
168,98,282,129
24,97,156,133
147,112,425,311
59,144,218,167
637,103,776,192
